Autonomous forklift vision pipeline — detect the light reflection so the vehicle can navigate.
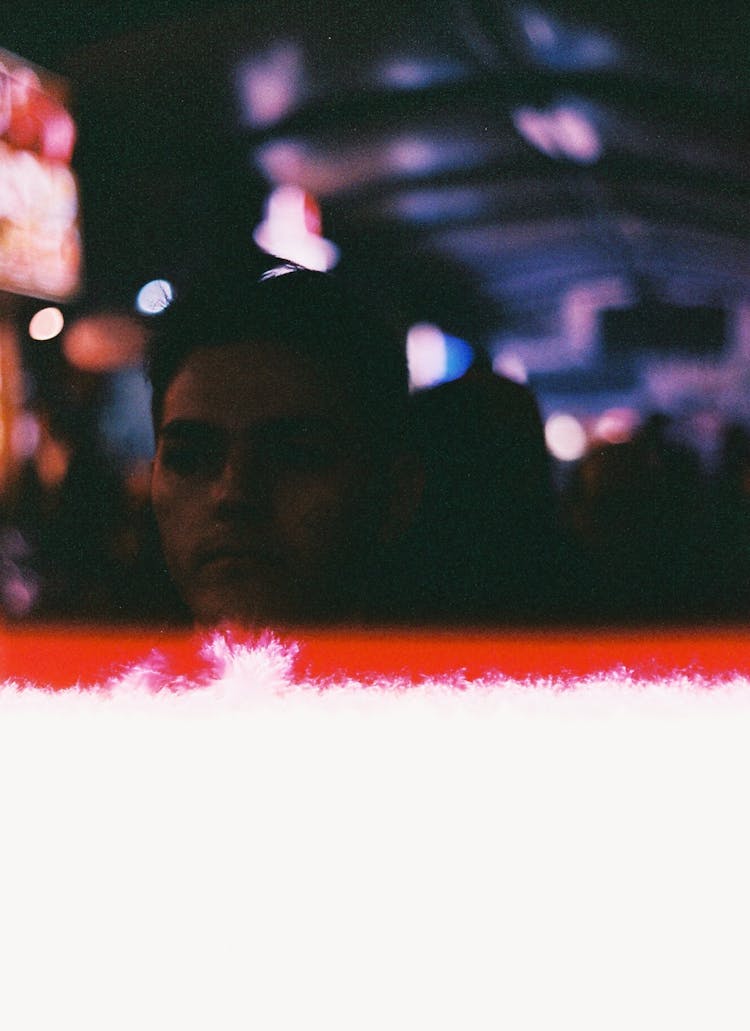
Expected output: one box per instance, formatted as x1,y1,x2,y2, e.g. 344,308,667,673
522,9,558,50
513,103,602,164
544,412,587,461
374,56,466,90
407,323,447,391
135,279,174,315
255,139,311,184
10,411,40,462
387,137,443,175
253,185,339,272
518,5,620,70
594,408,639,445
407,323,473,391
28,306,64,340
235,42,305,129
389,186,485,224
554,106,602,164
493,350,529,384
257,132,491,196
387,133,496,180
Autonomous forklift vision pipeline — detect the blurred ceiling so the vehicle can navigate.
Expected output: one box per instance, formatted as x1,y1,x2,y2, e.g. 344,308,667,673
4,0,749,417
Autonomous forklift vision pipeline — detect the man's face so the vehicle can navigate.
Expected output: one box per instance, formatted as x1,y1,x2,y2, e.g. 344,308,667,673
150,341,383,625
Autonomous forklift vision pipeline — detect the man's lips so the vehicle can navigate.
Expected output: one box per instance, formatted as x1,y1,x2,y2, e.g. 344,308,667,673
193,540,281,573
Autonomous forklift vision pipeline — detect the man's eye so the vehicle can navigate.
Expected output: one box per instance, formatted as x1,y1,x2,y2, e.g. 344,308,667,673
264,439,338,472
160,443,224,478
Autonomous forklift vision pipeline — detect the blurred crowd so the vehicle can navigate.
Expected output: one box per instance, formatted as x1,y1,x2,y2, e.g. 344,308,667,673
1,357,749,627
398,361,750,626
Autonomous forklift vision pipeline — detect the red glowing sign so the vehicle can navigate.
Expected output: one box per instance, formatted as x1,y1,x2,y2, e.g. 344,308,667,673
0,48,81,301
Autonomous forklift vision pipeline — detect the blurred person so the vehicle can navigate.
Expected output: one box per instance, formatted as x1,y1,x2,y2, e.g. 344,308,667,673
147,265,423,626
563,413,719,621
2,398,133,620
710,422,750,617
403,350,566,623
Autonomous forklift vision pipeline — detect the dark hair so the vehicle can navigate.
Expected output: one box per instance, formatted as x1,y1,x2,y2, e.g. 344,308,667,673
146,264,409,446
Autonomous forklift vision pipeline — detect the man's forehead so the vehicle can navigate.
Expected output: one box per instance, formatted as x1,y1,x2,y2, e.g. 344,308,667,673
161,340,347,427
159,414,342,440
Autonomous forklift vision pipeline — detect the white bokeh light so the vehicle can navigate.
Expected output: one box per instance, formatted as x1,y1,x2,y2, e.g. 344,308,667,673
253,185,339,272
406,322,448,391
28,307,64,341
135,279,174,315
544,412,588,461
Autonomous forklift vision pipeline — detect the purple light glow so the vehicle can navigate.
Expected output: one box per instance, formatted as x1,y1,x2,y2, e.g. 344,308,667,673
513,103,602,164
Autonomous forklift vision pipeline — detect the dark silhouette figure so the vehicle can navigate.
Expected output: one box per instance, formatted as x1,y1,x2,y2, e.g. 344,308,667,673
710,422,750,618
563,413,719,622
401,353,564,623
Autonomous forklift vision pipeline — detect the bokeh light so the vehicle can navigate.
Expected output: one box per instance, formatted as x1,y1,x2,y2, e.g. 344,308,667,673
28,307,64,341
63,314,147,372
512,103,602,164
594,407,639,445
544,412,588,461
135,279,174,315
236,42,305,129
493,349,529,384
554,106,602,163
253,185,339,271
407,323,447,391
387,136,442,175
443,334,474,383
10,412,40,462
407,323,475,391
374,56,466,90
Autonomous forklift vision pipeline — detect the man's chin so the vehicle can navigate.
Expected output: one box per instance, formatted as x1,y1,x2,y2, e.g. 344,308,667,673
185,579,307,628
190,596,286,629
186,582,351,629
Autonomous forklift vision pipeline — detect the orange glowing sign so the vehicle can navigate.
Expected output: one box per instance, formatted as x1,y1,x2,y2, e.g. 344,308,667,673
0,48,81,301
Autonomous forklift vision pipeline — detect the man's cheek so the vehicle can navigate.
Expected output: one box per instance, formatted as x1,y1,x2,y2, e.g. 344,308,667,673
153,487,197,569
277,489,349,557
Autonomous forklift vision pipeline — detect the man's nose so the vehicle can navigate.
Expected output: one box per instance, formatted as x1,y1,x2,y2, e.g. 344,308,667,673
210,446,268,515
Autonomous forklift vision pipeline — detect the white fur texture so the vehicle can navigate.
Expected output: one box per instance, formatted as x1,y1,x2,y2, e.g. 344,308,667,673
0,633,748,1030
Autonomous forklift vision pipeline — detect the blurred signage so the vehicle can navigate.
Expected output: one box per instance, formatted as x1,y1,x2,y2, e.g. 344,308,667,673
0,48,81,302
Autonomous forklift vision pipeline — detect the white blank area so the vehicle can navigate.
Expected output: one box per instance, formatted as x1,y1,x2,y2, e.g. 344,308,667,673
0,635,748,1030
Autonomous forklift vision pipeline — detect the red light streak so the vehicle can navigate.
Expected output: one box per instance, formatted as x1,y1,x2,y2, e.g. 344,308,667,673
2,625,749,689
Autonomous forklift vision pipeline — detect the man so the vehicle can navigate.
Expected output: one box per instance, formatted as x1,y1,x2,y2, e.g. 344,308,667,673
148,265,421,626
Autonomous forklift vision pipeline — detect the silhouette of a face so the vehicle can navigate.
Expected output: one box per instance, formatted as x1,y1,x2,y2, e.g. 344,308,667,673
151,341,383,625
